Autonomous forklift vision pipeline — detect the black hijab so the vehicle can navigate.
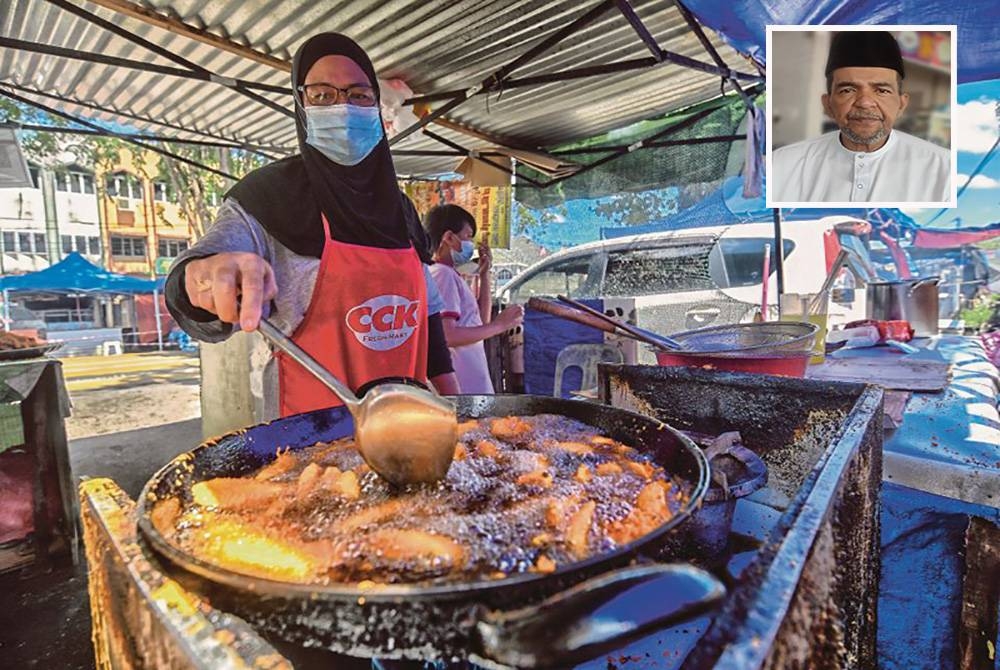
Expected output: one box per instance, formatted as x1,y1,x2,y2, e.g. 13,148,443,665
227,33,430,261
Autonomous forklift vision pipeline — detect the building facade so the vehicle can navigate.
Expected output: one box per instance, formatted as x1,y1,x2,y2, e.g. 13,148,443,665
0,163,102,274
96,149,194,278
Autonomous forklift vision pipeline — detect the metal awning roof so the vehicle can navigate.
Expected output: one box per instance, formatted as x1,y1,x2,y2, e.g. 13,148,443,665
0,0,761,178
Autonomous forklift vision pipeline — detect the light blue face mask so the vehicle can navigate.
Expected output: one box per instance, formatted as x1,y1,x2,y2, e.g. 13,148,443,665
304,104,384,166
451,239,475,265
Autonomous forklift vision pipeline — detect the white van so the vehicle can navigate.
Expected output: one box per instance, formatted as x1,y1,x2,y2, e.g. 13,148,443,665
498,216,871,339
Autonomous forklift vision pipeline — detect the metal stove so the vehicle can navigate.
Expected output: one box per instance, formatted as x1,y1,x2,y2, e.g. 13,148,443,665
80,365,882,670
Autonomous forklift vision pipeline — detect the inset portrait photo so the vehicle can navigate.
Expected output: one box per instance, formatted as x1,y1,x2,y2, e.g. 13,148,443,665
766,26,957,208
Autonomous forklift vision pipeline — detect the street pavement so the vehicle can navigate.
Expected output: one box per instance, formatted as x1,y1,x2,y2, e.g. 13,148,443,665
59,350,200,392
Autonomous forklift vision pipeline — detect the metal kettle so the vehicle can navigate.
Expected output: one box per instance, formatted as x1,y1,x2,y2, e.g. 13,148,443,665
865,277,941,337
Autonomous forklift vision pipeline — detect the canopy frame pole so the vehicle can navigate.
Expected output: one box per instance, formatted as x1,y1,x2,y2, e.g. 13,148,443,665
0,121,280,159
614,0,665,61
404,53,760,107
422,130,547,187
0,37,288,99
1,82,286,158
671,0,758,113
2,290,9,332
153,289,163,352
74,0,524,157
390,0,617,146
772,208,786,309
85,0,291,72
40,0,294,117
554,134,746,154
524,103,722,189
0,89,238,181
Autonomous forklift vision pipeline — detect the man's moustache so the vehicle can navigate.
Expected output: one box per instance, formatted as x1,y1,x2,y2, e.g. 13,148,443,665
847,113,883,120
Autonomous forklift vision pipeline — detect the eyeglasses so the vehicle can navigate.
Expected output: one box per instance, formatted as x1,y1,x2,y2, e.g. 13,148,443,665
297,83,377,107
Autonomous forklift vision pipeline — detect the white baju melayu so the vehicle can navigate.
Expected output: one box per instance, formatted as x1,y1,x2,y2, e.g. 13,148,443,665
771,130,950,203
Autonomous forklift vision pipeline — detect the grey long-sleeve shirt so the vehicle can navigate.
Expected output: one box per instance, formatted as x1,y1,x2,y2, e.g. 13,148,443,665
164,199,446,420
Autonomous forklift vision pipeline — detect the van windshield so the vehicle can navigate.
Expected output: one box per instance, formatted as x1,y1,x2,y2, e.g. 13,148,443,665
507,257,595,301
604,244,715,296
715,238,795,288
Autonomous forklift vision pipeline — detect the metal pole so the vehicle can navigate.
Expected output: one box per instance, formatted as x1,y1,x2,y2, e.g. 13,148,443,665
772,208,785,311
2,289,9,331
0,89,239,181
153,288,163,352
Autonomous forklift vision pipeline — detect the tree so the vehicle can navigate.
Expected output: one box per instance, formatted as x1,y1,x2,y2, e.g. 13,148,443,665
163,145,268,239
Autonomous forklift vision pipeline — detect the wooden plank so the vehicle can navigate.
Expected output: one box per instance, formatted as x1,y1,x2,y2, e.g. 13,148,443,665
86,0,291,72
807,356,951,392
958,517,1000,669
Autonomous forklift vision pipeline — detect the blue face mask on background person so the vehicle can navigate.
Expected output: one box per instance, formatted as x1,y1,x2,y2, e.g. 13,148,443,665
304,105,383,166
451,239,475,265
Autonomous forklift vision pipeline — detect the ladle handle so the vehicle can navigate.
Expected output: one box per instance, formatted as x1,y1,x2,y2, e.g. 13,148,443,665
257,317,361,411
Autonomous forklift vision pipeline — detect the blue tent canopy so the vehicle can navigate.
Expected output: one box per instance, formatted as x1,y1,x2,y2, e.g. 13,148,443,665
601,177,919,239
683,0,1000,84
0,252,158,293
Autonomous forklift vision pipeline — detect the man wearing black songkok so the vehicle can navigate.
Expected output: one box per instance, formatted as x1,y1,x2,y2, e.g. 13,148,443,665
772,30,950,204
164,33,460,421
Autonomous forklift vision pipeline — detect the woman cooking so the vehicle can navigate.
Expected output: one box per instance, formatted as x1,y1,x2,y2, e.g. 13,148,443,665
165,32,460,419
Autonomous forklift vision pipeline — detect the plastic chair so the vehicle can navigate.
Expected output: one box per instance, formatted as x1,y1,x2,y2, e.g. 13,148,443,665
553,343,624,398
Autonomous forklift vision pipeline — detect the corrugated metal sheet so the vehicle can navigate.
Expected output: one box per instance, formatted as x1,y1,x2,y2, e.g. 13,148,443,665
0,0,760,177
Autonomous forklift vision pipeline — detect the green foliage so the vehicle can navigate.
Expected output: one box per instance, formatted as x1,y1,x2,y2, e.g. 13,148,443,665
960,294,998,329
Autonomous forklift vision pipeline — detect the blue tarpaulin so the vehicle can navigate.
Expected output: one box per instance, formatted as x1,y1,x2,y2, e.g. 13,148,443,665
683,0,1000,84
0,252,157,294
600,176,919,239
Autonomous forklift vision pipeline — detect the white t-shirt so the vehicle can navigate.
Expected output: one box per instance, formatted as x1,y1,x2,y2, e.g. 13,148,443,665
772,130,950,204
427,263,495,394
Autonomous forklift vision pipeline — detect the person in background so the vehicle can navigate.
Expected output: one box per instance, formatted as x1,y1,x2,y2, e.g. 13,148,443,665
165,32,459,421
772,30,950,203
425,204,524,393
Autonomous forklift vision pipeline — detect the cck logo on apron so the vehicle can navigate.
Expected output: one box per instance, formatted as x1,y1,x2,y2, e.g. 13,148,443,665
345,294,421,351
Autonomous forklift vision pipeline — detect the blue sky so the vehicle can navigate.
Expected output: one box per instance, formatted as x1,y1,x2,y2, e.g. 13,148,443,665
903,78,1000,228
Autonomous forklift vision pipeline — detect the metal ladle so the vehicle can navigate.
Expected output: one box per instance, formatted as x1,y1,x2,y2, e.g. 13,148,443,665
257,317,458,487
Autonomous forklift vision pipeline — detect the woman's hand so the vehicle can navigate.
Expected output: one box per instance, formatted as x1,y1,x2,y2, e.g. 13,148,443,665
184,252,278,331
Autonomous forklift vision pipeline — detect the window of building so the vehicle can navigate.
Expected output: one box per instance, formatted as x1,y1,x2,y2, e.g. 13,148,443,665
2,232,14,253
28,167,40,190
54,172,69,192
62,235,73,254
157,239,189,258
75,235,86,253
106,172,143,200
18,232,32,253
106,174,122,197
110,235,146,258
88,237,100,255
69,172,84,194
34,233,47,256
81,173,95,194
153,181,170,202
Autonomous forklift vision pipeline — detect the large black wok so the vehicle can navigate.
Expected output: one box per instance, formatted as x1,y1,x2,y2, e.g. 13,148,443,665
138,395,720,668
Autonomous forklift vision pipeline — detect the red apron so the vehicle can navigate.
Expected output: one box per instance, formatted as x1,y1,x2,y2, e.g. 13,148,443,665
277,216,428,417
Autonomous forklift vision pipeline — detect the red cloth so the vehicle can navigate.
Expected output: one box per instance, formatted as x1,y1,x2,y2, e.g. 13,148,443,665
914,228,1000,249
277,215,428,417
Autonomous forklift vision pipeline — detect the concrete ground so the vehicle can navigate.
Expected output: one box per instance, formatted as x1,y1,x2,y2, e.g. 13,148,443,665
0,351,207,670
